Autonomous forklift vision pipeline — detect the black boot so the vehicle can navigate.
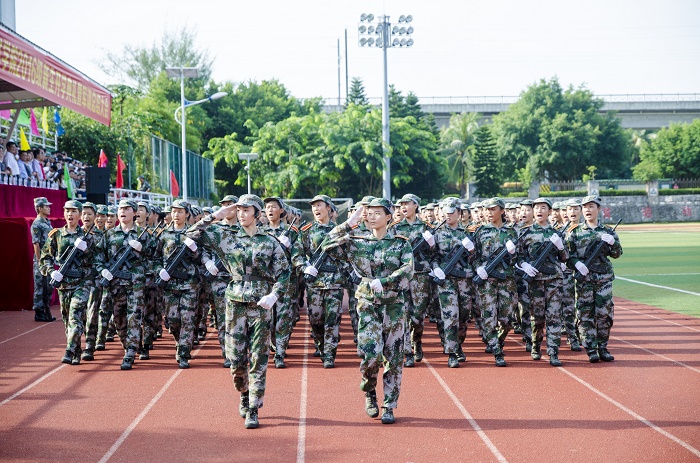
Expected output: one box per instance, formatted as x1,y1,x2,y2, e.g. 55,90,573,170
404,354,415,368
531,344,542,361
381,407,395,424
599,347,615,362
448,353,459,368
587,349,600,363
244,407,259,429
413,341,424,362
61,350,73,364
239,393,249,418
549,352,562,367
365,390,379,418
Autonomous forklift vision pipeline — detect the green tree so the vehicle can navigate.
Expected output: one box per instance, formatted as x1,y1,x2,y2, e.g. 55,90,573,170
632,119,700,181
346,77,370,107
439,112,480,196
472,125,501,197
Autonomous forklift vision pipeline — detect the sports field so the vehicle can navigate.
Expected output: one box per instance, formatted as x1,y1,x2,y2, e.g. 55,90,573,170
614,223,700,317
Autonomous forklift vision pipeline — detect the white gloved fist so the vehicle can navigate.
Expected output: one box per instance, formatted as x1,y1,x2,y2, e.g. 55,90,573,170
128,239,142,252
304,265,319,277
433,267,446,280
205,260,219,276
347,206,364,227
279,235,291,249
159,268,171,281
257,293,278,310
184,237,197,252
73,237,87,252
549,234,564,250
51,270,63,282
575,261,589,276
212,204,236,221
521,262,539,278
101,269,114,281
600,233,615,245
428,270,435,277
560,262,567,272
461,236,475,252
476,266,488,280
422,230,435,247
369,278,383,293
505,240,516,255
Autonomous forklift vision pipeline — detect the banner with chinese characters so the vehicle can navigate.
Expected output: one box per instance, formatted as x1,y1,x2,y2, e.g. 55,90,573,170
0,25,111,126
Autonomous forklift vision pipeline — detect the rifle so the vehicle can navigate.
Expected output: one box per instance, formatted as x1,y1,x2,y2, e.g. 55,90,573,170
432,240,474,285
473,230,524,286
412,219,446,257
304,248,338,284
98,226,149,287
521,222,569,283
574,219,622,282
50,223,96,287
155,233,196,287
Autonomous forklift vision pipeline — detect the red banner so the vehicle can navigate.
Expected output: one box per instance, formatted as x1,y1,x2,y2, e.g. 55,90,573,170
0,24,112,125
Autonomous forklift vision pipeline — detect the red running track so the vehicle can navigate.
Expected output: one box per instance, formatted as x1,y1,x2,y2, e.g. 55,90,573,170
0,297,698,463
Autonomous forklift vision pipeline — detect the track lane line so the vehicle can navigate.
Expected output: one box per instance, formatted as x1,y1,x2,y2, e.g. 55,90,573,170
617,304,700,333
296,329,310,463
424,358,508,463
611,336,700,374
98,339,208,463
0,363,67,407
616,277,700,297
0,323,51,345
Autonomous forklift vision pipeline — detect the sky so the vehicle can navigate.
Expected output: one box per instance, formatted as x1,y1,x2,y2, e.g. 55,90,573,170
13,0,700,102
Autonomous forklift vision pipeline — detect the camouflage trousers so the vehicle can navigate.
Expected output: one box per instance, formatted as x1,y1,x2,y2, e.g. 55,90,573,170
226,300,271,409
437,277,471,354
33,260,50,313
429,282,445,345
209,279,228,354
84,285,103,350
195,280,210,333
307,288,344,357
576,279,615,351
516,278,533,343
141,276,159,348
477,277,516,352
58,285,90,355
529,278,563,356
165,287,198,359
347,285,359,339
96,290,113,345
357,299,406,409
561,273,578,342
403,272,431,354
107,281,144,355
274,293,295,357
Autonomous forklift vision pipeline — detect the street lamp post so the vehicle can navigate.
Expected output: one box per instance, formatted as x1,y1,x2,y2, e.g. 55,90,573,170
166,66,227,202
238,153,259,194
358,14,414,200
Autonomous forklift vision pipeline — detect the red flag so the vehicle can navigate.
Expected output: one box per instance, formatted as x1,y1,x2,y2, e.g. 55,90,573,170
98,149,108,168
170,169,180,197
116,154,126,189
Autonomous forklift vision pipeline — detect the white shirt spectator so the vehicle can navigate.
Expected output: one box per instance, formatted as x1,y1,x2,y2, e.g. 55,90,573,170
3,151,20,176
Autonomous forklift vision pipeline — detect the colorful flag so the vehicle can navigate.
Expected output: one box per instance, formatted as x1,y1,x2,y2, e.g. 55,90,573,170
170,169,180,197
63,163,74,199
98,149,108,168
17,109,30,126
0,102,11,120
42,108,49,134
30,109,40,136
54,108,65,136
19,128,31,150
116,154,126,189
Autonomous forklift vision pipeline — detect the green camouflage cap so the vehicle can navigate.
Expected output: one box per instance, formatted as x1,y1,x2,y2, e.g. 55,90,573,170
423,202,436,211
219,194,239,204
532,197,552,208
565,198,582,207
162,205,171,214
212,205,221,212
368,197,394,214
34,196,52,207
82,201,97,212
309,194,333,207
237,194,265,211
151,205,162,214
581,195,602,206
460,202,470,211
170,199,191,212
470,201,481,210
519,199,533,207
96,204,109,215
397,193,421,206
136,201,151,213
357,195,376,206
482,197,506,209
117,199,138,211
441,198,460,214
505,202,517,210
202,207,214,214
191,205,203,215
263,196,285,207
551,201,561,210
64,199,83,211
107,205,117,215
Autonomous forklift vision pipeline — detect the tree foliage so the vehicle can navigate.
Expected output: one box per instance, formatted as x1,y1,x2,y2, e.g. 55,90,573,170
438,112,480,196
472,125,501,197
632,120,700,181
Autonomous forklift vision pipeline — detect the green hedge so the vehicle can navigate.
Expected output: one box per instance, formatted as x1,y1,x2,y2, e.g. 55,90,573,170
659,188,700,195
544,190,587,197
599,189,647,196
505,191,527,197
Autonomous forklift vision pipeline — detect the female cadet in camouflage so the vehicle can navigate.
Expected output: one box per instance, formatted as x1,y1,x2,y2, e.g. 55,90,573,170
79,202,103,361
517,198,570,366
31,197,55,322
429,198,476,368
560,199,582,351
188,194,290,429
322,198,413,425
565,195,623,363
40,200,104,365
473,197,519,367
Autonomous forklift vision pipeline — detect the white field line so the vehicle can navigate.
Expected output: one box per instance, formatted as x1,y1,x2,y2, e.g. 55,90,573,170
611,336,700,375
0,364,67,407
621,273,700,277
616,277,700,297
0,323,51,345
296,331,310,463
616,304,700,333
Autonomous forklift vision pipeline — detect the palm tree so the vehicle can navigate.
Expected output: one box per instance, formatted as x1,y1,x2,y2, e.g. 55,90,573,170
439,112,480,196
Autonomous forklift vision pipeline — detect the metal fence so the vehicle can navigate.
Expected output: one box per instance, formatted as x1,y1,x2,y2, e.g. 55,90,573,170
109,188,172,209
150,136,215,201
0,116,57,150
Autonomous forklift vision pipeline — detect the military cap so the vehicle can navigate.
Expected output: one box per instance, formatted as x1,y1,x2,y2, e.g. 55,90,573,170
264,196,285,207
357,195,376,206
162,205,171,214
423,203,435,211
117,199,138,211
309,194,333,207
504,203,516,210
64,199,83,211
170,199,191,211
397,193,420,206
565,198,582,207
107,205,117,215
519,199,534,207
151,205,162,214
368,197,394,214
482,197,506,209
219,194,239,204
533,197,552,208
459,202,471,211
212,205,221,212
34,196,52,207
96,204,109,215
190,205,202,216
81,201,97,212
441,198,460,214
237,194,265,211
202,207,214,214
136,201,151,213
581,195,602,206
470,201,481,210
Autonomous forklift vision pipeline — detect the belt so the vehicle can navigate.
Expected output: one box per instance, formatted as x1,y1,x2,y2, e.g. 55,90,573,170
232,275,271,283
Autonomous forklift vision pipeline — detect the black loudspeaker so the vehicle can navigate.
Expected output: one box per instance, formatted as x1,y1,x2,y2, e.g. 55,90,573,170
86,167,110,206
87,193,108,205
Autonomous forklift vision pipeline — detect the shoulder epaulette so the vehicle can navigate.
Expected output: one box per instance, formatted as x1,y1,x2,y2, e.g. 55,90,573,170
290,225,299,233
425,222,436,229
567,223,578,233
467,224,478,233
395,234,409,241
48,229,59,238
350,223,359,229
388,219,401,228
300,222,313,232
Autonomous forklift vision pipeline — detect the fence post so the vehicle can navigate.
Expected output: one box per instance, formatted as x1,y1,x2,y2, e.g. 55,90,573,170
528,180,540,199
646,180,659,206
587,180,599,196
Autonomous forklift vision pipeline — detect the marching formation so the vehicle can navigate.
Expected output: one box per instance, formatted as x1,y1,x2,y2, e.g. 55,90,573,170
31,191,622,428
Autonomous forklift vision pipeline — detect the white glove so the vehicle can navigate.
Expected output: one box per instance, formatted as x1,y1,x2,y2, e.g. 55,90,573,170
73,237,87,252
461,236,475,252
128,239,142,252
205,260,219,276
428,270,435,277
600,233,614,245
369,278,383,293
279,235,291,249
575,261,589,276
549,234,564,250
505,240,516,255
212,204,236,221
159,268,171,281
101,269,114,281
433,267,446,280
521,262,539,278
347,206,364,227
476,266,488,280
304,265,319,277
561,262,567,272
51,270,63,282
422,230,435,247
184,237,197,252
257,293,278,310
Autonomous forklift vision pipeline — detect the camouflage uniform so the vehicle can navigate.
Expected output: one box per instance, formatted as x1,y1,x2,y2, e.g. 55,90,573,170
31,201,53,320
322,213,413,410
84,224,106,355
558,219,580,346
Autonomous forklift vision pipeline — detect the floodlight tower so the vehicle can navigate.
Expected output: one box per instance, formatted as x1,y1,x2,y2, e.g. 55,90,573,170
358,13,414,200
